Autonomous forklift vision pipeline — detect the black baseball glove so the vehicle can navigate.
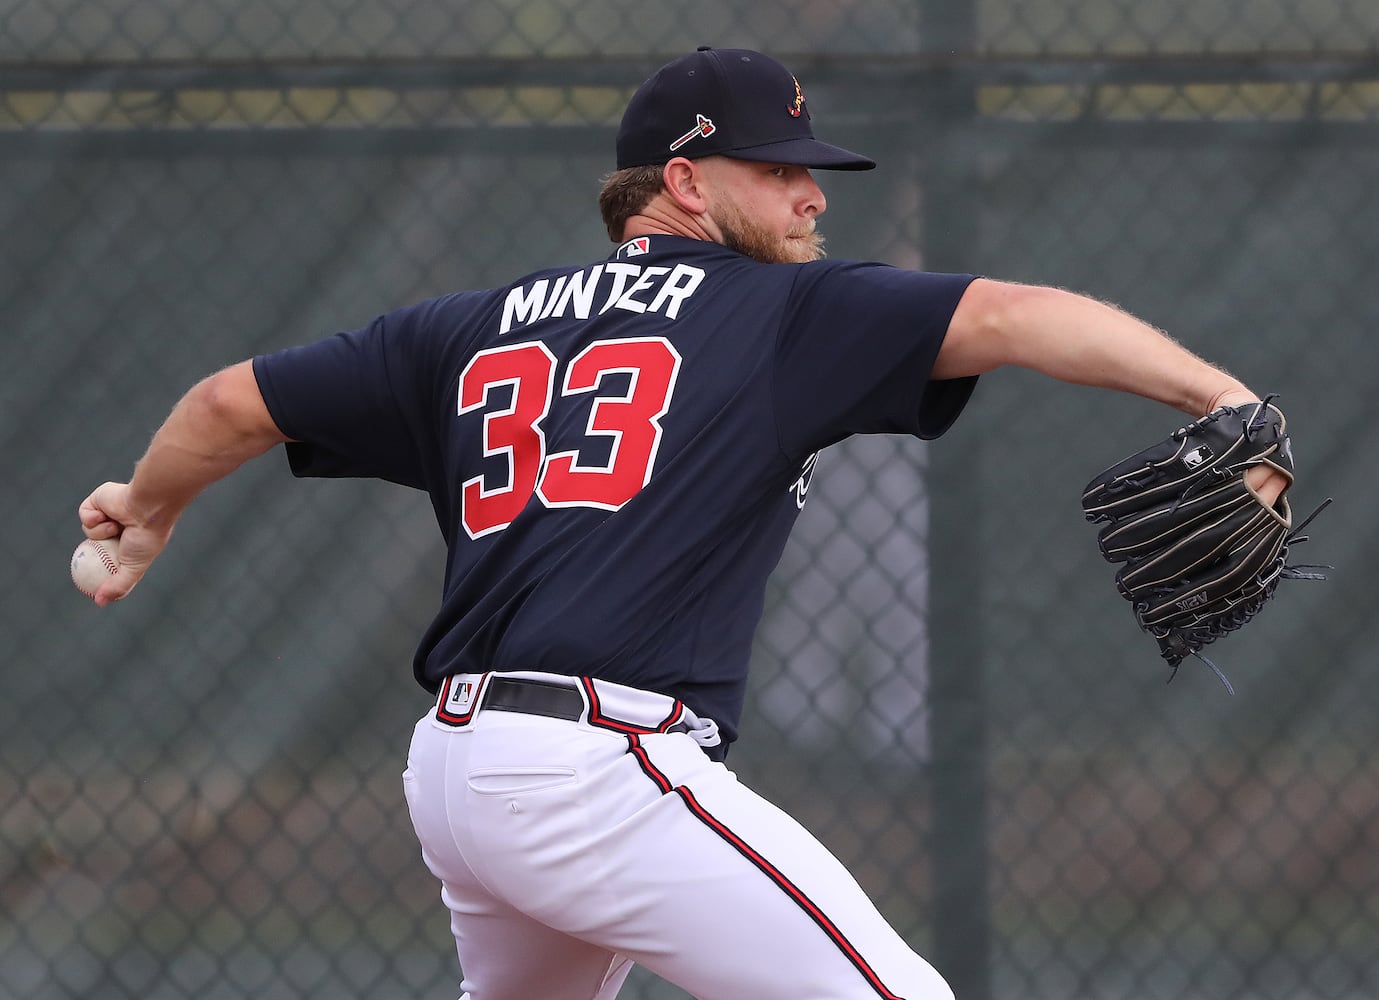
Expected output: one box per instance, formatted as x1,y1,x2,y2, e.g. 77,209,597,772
1081,398,1329,691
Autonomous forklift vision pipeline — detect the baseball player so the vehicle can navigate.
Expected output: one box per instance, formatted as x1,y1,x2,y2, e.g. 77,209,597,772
79,47,1287,1000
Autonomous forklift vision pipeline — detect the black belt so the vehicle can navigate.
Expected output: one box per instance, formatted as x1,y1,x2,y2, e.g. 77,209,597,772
478,676,697,740
460,675,728,760
481,677,586,721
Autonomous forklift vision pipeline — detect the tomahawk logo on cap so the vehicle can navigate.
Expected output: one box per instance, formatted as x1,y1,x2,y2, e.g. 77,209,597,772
670,113,717,152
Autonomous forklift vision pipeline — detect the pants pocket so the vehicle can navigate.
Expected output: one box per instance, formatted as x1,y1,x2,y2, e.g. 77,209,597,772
467,765,578,795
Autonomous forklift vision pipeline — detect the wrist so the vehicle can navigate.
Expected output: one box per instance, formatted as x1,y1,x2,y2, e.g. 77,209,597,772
1204,385,1255,415
123,485,181,536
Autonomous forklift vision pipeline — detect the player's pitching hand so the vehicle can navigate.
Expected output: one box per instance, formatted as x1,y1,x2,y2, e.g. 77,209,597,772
78,482,171,606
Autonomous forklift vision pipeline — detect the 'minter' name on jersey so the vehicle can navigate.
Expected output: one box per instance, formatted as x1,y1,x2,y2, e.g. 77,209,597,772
501,262,706,334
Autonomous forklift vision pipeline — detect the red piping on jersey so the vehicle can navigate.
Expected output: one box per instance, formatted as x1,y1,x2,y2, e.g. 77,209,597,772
580,676,685,734
625,735,908,1000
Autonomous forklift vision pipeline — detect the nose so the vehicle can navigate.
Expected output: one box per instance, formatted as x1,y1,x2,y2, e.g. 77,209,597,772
801,171,826,218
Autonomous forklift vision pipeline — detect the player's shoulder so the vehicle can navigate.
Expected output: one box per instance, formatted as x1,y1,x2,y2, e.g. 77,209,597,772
792,257,969,294
781,256,903,298
797,256,903,277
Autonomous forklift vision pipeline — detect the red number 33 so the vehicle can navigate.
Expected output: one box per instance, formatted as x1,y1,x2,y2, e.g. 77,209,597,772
457,337,682,539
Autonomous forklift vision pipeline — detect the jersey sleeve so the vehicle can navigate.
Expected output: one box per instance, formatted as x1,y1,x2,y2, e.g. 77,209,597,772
772,263,978,456
252,293,483,489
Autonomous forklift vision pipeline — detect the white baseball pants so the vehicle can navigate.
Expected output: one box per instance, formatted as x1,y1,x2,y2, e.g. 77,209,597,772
402,671,953,1000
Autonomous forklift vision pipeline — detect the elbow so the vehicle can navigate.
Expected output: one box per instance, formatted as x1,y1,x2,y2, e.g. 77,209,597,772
970,279,1061,340
936,278,1049,379
194,361,290,449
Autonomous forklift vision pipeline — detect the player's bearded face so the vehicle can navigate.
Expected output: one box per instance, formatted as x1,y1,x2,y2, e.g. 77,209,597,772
712,193,826,265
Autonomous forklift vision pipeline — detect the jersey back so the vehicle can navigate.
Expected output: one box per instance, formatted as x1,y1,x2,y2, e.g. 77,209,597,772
253,235,976,741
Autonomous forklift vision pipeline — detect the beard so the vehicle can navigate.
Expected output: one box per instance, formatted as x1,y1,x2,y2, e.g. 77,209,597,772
713,197,826,265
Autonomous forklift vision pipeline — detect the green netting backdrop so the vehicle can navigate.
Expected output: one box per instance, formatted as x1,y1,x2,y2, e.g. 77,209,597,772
3,3,1376,998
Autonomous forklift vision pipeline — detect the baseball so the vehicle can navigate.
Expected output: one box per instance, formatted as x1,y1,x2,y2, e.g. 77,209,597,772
71,536,120,598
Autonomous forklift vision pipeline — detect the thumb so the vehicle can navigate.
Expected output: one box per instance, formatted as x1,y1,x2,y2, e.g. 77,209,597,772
1245,464,1288,510
93,524,171,607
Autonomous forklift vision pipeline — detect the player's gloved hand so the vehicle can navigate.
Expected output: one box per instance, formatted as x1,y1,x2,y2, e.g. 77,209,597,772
1081,397,1330,690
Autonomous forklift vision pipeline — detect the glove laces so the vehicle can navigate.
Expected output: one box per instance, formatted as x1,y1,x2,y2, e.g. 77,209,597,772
1166,494,1333,695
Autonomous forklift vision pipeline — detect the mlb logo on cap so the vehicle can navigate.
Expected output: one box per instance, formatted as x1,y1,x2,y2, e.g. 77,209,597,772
616,47,875,171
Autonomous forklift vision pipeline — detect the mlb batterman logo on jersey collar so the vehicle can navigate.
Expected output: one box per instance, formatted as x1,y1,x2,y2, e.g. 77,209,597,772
614,46,875,171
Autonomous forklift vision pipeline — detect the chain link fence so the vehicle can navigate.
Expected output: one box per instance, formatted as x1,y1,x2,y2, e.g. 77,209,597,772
3,2,1377,998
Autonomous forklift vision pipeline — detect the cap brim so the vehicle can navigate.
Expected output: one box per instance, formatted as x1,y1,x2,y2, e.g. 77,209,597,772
723,137,876,171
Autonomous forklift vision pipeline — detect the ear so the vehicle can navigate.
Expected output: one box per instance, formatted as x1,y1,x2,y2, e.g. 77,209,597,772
662,158,709,215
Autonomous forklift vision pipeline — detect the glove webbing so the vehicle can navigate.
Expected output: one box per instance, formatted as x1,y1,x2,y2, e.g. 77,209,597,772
1164,495,1333,694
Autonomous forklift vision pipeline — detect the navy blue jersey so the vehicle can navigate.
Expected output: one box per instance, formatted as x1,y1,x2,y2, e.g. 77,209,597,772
253,235,977,743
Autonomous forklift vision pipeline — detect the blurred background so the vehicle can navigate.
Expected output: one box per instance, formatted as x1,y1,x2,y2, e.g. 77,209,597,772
2,2,1376,998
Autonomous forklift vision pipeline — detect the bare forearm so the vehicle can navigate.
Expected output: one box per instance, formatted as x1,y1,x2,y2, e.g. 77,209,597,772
937,280,1252,416
77,360,289,604
126,361,288,526
933,279,1286,503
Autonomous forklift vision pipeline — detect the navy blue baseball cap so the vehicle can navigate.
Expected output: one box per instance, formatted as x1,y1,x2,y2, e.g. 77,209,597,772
616,47,876,171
